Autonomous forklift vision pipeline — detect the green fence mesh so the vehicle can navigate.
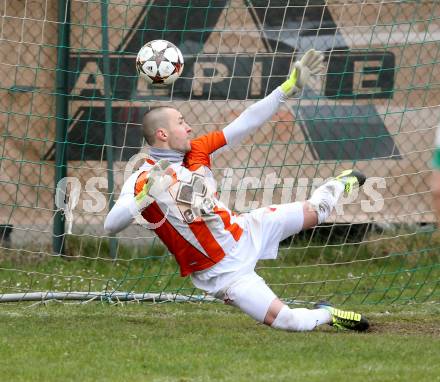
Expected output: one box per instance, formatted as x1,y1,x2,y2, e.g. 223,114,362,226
0,0,439,305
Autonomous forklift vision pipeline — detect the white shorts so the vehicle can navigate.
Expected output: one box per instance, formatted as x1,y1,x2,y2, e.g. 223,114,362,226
191,202,304,299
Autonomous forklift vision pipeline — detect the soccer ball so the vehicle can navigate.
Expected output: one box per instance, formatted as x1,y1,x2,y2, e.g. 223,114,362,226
136,40,184,86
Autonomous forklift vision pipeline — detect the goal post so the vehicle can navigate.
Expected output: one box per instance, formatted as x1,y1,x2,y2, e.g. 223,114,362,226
0,0,439,305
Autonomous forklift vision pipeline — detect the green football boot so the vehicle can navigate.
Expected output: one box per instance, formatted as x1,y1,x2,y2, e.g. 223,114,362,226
334,169,366,194
315,301,370,332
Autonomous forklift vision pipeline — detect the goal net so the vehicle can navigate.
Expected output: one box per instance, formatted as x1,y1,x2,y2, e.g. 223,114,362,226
0,0,439,305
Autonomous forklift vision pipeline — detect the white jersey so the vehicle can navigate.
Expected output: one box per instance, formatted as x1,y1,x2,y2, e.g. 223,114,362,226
129,131,243,276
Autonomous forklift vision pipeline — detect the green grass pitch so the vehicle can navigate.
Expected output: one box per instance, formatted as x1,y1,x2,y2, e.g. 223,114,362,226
0,303,439,381
0,232,439,381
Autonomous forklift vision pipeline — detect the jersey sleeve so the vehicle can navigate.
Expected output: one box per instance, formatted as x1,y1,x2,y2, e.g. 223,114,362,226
104,171,140,234
222,87,285,147
184,131,227,170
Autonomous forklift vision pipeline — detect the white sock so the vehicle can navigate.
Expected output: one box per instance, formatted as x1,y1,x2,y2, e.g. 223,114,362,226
271,306,332,332
308,180,345,224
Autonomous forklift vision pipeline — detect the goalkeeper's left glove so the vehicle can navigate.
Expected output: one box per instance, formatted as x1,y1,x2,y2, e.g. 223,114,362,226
280,49,324,96
135,159,175,211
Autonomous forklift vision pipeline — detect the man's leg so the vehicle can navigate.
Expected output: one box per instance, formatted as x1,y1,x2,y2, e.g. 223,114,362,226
224,274,332,332
255,170,368,331
264,170,368,331
223,170,369,332
264,298,331,331
225,274,369,332
280,169,367,238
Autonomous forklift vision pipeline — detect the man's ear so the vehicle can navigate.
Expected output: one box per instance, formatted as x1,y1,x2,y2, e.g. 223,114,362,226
156,128,168,142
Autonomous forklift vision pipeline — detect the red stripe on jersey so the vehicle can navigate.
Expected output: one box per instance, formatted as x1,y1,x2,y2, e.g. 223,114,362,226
134,171,223,276
214,206,243,241
146,158,155,165
187,219,226,259
142,203,221,276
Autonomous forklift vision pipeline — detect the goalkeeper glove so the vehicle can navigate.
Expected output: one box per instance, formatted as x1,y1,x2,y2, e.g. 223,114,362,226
280,49,324,96
135,159,175,210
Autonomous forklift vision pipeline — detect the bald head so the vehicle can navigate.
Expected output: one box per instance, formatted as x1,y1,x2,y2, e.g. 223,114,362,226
142,106,175,146
141,106,193,153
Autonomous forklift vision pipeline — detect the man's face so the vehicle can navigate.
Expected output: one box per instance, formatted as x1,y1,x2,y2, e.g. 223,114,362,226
165,108,192,153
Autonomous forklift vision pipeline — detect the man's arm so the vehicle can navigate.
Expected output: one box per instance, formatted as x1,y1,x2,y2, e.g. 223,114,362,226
222,49,324,148
222,88,287,147
104,193,137,235
104,160,174,234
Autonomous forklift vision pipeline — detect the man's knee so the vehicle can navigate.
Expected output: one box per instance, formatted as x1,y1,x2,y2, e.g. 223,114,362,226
263,298,285,325
301,201,318,230
277,202,306,240
225,274,277,323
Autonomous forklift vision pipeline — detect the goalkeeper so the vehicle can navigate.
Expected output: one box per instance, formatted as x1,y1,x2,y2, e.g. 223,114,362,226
105,49,369,332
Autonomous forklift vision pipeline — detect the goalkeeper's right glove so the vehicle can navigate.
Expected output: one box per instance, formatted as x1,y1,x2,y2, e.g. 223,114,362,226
280,49,324,96
135,159,175,211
